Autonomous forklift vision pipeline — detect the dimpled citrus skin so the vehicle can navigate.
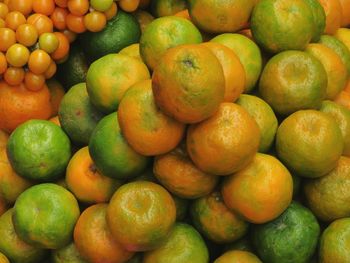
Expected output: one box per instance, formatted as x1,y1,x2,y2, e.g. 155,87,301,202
187,103,260,175
251,0,314,53
276,110,344,178
259,51,327,116
152,44,225,124
106,181,176,252
13,183,80,249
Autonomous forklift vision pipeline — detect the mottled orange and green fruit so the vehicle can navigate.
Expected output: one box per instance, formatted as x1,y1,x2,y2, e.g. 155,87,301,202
214,250,262,263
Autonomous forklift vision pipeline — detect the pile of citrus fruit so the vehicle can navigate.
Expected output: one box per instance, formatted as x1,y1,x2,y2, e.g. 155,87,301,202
1,0,350,262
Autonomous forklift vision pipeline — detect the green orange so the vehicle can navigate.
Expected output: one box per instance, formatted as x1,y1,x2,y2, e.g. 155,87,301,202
259,51,327,116
143,223,209,263
276,110,344,178
0,209,47,263
190,191,249,243
51,242,87,263
86,53,150,113
74,204,134,263
13,183,80,249
150,0,186,17
211,33,262,92
304,0,326,42
88,112,150,180
214,250,262,263
236,94,278,152
106,181,176,252
139,16,202,70
7,120,71,181
58,82,104,146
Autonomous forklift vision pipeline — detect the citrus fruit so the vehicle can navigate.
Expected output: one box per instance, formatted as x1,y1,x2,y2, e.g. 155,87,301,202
236,94,278,153
139,16,202,70
304,0,326,42
319,35,350,75
0,130,8,149
251,0,314,53
211,33,262,92
320,100,350,156
49,116,61,126
117,80,186,156
47,79,65,117
0,148,33,204
305,43,347,100
334,28,350,52
304,156,350,221
222,153,293,224
319,217,350,263
259,51,327,116
0,81,52,133
74,204,134,263
201,42,245,102
86,53,150,113
58,82,104,146
188,0,254,34
187,103,260,175
13,183,80,249
143,223,209,263
0,209,47,263
106,181,176,251
119,43,141,60
252,202,320,263
223,237,254,253
0,252,9,263
153,145,218,199
152,44,225,124
276,110,344,178
56,43,89,90
79,10,141,60
132,10,154,34
339,0,350,26
89,112,150,180
214,250,262,263
334,90,350,110
7,120,71,181
66,147,122,204
51,242,87,263
318,0,342,35
190,191,249,244
150,0,186,17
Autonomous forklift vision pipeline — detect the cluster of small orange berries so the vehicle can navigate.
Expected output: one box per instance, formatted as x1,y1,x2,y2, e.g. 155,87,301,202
0,0,119,91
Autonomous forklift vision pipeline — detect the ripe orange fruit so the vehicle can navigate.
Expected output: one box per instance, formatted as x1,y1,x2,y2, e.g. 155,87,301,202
339,0,350,26
118,80,186,156
153,145,218,199
222,153,293,224
106,181,176,252
47,78,65,117
187,103,260,175
152,44,225,124
74,204,134,262
318,0,343,35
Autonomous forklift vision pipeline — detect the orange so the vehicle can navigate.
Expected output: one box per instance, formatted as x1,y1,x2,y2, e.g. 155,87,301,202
339,0,350,26
143,223,209,263
0,148,33,204
306,43,347,100
174,9,191,20
214,250,262,263
304,0,326,42
318,0,342,35
51,242,86,263
320,100,350,156
153,145,218,199
276,110,344,178
210,33,262,93
0,81,51,133
86,53,150,113
187,0,254,34
139,16,202,70
344,78,350,94
27,13,54,35
319,218,350,263
201,42,245,102
190,191,248,243
304,156,350,221
152,44,225,124
222,153,293,224
49,116,61,126
74,204,134,263
334,27,350,53
0,196,7,218
0,209,47,263
119,43,141,60
117,80,185,156
66,146,122,204
251,0,314,53
236,94,278,153
13,183,80,249
7,0,33,16
132,10,154,33
0,252,9,263
259,50,327,116
187,102,260,175
150,0,186,17
47,78,65,117
334,90,350,110
0,130,8,149
106,181,176,252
